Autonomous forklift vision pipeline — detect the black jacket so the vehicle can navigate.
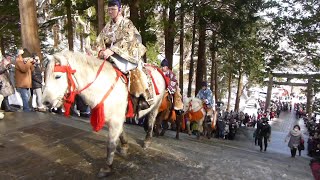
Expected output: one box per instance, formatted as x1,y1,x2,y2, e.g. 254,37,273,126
257,122,271,138
32,64,43,89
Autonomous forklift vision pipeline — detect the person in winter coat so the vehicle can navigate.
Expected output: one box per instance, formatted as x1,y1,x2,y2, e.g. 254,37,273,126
15,48,35,112
285,125,303,157
31,55,45,112
160,58,183,113
257,118,271,151
196,81,213,108
217,117,226,138
0,55,17,112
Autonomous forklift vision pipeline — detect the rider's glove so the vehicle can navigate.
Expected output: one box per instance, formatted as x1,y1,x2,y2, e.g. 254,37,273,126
203,99,209,105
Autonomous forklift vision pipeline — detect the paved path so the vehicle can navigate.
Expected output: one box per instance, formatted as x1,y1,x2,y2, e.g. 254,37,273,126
0,112,313,180
266,111,309,157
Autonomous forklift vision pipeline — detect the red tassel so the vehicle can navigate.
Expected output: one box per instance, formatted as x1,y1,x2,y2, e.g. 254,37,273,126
126,96,134,118
90,103,105,132
63,92,77,117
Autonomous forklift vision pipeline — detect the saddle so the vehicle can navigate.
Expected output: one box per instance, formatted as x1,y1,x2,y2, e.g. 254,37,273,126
158,92,176,121
186,110,204,122
128,67,154,106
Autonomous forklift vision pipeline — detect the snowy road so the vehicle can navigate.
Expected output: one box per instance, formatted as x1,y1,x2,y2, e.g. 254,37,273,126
0,112,313,179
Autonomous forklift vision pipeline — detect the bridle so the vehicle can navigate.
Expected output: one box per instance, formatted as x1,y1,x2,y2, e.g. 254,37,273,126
53,59,122,116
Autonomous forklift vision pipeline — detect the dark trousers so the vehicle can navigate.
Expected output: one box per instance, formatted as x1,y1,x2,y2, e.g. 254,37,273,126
291,147,297,157
218,129,224,138
258,136,268,151
255,136,258,145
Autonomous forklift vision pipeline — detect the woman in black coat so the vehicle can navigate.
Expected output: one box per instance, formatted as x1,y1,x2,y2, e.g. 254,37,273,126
31,56,45,111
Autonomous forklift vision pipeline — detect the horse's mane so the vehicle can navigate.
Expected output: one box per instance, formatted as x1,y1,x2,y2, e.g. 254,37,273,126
46,51,114,76
191,97,202,105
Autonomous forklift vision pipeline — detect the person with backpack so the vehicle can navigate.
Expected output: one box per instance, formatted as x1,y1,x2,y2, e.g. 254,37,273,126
285,125,304,157
257,118,271,151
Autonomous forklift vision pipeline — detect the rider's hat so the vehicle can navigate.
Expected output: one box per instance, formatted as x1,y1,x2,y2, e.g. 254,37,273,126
201,81,208,87
108,0,121,8
161,58,169,67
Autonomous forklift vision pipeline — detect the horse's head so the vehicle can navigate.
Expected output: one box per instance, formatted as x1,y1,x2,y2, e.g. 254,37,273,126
182,97,192,112
183,97,203,113
42,53,70,108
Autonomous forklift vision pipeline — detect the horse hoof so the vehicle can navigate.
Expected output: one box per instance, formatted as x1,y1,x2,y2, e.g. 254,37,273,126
119,147,128,156
175,136,179,140
97,167,112,178
143,140,151,149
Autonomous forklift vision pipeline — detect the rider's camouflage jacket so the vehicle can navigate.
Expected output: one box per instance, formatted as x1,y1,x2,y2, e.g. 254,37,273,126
96,16,146,64
196,88,214,107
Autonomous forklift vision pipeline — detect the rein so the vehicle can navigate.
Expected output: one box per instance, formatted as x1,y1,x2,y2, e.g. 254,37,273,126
53,59,108,116
54,59,126,132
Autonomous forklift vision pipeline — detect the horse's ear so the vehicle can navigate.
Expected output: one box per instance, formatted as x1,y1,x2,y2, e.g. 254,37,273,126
53,54,64,65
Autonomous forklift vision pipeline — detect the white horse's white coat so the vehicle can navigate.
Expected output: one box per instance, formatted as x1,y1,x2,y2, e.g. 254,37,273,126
42,51,166,170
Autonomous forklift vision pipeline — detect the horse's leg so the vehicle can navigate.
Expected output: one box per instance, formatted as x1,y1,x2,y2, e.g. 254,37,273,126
175,116,180,139
118,129,129,156
186,120,191,135
98,120,123,178
160,120,168,136
197,120,204,140
144,110,157,149
154,114,162,137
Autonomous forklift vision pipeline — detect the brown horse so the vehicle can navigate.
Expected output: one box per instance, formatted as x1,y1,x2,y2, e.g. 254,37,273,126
183,97,216,139
154,92,182,139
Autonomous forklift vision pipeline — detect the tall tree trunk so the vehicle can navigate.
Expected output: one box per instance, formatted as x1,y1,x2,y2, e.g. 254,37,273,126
0,35,5,56
80,27,83,52
164,0,176,69
187,11,197,97
210,55,214,92
18,0,42,59
97,0,105,35
195,17,206,95
210,33,218,103
214,52,218,104
66,0,73,51
129,0,139,27
53,24,60,49
140,4,147,62
227,68,232,111
234,61,243,112
179,2,184,95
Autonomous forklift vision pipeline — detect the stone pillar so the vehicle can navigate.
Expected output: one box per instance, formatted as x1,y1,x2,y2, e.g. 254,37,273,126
306,77,313,116
265,72,273,112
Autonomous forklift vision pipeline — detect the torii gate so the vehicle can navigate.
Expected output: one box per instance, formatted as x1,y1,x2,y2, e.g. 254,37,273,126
265,72,320,116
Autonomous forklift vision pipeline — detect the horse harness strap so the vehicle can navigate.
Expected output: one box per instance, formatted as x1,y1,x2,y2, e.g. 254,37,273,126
53,59,119,117
185,100,205,121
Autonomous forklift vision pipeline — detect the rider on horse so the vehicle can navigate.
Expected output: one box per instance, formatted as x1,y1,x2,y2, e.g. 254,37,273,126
196,81,214,109
96,0,152,110
160,59,184,114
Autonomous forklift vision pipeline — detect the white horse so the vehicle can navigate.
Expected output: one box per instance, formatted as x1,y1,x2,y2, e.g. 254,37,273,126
42,51,166,177
183,97,215,139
